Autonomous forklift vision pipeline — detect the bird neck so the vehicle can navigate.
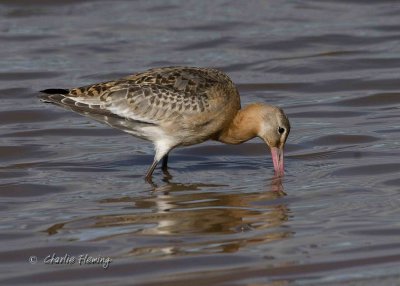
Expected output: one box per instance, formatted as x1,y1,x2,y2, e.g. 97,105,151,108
217,104,260,144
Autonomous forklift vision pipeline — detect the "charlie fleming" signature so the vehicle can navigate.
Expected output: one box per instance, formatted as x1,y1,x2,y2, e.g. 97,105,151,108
44,253,112,269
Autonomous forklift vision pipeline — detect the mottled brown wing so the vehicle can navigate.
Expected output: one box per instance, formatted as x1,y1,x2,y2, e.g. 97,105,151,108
64,66,238,124
125,66,233,88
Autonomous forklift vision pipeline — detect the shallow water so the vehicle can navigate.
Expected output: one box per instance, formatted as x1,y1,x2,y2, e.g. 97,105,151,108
1,1,400,285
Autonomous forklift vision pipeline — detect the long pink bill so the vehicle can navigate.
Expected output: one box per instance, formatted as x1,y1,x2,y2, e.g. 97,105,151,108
270,147,284,177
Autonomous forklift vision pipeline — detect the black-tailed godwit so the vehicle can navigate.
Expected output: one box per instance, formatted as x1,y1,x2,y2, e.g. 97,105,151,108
40,66,290,181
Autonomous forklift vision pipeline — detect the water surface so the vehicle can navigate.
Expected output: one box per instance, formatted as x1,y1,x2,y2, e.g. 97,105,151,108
1,1,400,285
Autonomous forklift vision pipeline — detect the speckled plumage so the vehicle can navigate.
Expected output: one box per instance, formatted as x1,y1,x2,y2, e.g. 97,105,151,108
68,66,238,120
40,66,290,181
41,66,241,143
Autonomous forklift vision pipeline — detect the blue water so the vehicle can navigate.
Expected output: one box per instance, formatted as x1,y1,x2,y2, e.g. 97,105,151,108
1,1,400,285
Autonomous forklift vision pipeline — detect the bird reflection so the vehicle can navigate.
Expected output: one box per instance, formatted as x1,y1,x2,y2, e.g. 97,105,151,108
45,176,292,257
130,177,292,255
129,176,290,256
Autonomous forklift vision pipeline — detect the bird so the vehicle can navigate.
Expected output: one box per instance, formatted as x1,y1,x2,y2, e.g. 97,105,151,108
39,66,290,181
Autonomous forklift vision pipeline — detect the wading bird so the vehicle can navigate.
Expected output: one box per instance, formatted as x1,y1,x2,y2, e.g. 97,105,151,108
40,66,290,181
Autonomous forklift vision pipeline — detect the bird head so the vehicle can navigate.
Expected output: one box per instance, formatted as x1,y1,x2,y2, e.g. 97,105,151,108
255,104,290,176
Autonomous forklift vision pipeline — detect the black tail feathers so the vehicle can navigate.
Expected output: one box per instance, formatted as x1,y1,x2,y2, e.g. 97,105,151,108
40,88,69,95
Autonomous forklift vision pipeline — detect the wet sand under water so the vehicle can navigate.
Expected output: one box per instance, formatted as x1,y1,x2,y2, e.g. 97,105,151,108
0,1,400,285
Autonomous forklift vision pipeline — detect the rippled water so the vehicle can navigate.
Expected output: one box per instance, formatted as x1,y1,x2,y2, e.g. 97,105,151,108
1,1,400,285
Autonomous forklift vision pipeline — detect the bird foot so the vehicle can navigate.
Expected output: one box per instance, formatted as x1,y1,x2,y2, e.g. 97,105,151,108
162,169,172,182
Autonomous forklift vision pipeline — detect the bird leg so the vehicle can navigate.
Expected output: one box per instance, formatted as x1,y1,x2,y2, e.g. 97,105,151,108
161,154,173,181
161,154,169,172
145,142,174,182
145,154,170,182
145,159,159,182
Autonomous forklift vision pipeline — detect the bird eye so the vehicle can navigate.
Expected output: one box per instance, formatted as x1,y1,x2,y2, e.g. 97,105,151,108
278,127,285,134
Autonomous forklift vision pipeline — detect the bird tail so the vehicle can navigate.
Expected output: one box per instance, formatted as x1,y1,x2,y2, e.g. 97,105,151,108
38,88,156,137
38,88,70,103
40,88,69,95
